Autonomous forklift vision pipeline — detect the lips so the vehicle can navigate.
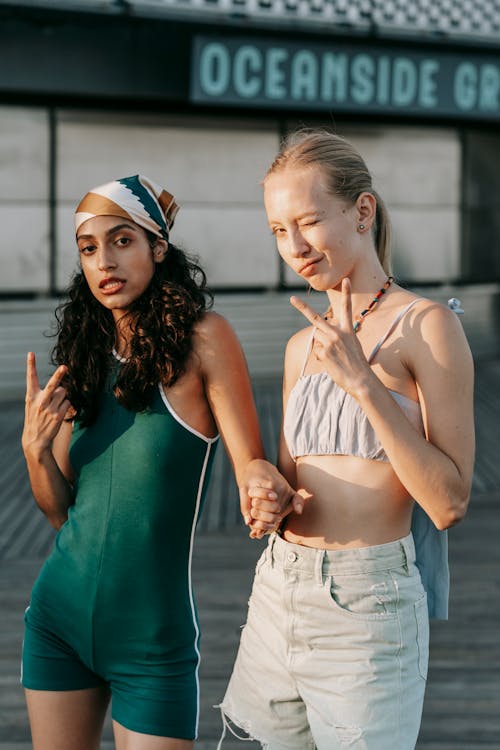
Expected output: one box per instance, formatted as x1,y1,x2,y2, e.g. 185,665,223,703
298,259,321,277
99,277,126,294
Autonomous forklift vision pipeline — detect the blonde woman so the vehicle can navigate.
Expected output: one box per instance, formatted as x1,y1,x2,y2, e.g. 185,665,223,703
219,131,475,749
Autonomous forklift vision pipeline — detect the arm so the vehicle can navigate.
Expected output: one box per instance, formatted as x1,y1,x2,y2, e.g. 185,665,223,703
292,281,474,530
197,313,300,535
356,304,474,529
22,353,75,529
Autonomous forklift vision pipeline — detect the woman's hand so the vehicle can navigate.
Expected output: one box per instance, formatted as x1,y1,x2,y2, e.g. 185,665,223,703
22,353,72,458
239,459,305,539
290,277,373,399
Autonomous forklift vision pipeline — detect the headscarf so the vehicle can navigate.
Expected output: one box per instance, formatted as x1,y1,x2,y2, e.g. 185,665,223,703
75,174,179,240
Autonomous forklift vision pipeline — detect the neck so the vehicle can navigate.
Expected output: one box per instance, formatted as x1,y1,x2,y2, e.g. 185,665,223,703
113,315,132,359
326,266,389,321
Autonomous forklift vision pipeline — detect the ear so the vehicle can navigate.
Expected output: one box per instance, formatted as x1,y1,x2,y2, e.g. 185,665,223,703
355,192,377,231
152,239,168,263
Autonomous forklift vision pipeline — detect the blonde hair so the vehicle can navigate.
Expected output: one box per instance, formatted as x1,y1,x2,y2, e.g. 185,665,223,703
265,129,392,275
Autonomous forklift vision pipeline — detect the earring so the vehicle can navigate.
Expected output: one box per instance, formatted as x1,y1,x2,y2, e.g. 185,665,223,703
358,223,365,231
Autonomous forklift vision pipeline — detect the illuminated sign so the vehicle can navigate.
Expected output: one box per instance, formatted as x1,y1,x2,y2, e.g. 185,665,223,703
191,36,500,119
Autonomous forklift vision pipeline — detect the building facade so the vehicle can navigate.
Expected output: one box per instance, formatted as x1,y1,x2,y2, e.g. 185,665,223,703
0,0,499,395
0,0,499,295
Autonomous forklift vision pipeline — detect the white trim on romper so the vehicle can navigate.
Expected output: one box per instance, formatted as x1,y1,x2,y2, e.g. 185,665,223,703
188,438,217,738
20,606,30,684
159,384,219,445
158,379,219,737
111,349,219,444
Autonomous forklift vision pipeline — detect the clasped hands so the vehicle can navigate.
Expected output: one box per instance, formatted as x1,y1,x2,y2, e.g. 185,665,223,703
239,459,306,540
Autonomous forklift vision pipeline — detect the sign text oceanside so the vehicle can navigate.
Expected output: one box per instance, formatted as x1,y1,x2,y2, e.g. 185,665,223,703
191,36,500,119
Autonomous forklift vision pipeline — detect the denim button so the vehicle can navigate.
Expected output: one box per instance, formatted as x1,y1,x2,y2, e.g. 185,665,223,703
287,551,298,562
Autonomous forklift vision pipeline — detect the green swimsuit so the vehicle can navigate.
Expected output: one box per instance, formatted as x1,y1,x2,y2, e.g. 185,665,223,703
22,367,218,738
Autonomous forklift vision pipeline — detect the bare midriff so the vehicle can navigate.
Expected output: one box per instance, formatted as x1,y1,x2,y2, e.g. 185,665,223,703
282,454,414,550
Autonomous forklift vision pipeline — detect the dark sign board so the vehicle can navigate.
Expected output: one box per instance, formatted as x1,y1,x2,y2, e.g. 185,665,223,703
191,35,500,120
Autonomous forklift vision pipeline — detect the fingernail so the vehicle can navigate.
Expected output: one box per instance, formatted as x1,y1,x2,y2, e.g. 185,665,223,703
296,503,303,514
244,514,251,525
268,491,277,499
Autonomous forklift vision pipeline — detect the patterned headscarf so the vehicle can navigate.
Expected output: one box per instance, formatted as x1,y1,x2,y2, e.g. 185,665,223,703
75,174,179,240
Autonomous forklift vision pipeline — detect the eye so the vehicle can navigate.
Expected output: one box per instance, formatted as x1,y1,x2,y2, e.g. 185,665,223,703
271,227,286,237
116,236,131,248
79,244,96,255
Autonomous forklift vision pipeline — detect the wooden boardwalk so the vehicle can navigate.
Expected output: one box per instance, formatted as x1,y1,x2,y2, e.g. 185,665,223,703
0,360,499,748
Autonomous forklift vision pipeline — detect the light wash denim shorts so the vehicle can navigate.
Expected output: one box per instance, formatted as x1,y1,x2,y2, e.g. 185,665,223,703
218,532,429,749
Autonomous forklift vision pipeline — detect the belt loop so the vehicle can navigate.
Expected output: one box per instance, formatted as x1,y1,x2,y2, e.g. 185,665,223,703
268,532,278,568
400,535,410,572
314,548,325,586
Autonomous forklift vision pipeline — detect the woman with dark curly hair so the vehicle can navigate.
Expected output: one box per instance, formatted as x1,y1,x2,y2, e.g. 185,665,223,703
21,175,299,750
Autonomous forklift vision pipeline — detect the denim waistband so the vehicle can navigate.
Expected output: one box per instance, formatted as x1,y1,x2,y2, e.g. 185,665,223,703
266,532,416,580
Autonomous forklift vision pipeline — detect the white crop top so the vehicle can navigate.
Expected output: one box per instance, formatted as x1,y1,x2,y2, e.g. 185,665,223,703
283,299,424,462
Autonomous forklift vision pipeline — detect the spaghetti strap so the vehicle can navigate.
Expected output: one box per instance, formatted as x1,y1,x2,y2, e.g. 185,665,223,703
368,298,422,363
300,328,316,376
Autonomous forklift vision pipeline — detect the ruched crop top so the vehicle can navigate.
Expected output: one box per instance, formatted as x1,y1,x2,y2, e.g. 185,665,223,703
284,299,424,462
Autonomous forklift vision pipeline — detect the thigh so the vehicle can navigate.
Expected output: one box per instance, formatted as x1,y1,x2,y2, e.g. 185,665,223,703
25,687,110,750
113,721,194,750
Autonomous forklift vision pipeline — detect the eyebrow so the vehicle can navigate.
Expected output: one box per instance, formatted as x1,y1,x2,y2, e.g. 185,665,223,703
297,210,325,220
76,223,138,241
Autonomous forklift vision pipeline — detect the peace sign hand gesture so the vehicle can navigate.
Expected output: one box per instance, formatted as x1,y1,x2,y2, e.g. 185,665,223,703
22,352,72,457
291,278,373,399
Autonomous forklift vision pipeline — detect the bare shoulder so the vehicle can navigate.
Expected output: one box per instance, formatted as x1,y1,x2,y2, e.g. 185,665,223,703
195,310,232,334
191,311,247,377
406,295,469,339
401,295,473,367
193,311,240,350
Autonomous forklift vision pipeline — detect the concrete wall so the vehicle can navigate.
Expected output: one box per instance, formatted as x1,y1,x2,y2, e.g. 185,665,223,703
0,106,50,292
0,106,464,295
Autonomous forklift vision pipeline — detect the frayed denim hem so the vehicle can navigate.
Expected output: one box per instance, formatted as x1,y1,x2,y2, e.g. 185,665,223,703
215,703,271,749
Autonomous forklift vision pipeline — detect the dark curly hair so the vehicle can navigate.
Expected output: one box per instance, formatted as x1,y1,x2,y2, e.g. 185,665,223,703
52,238,213,426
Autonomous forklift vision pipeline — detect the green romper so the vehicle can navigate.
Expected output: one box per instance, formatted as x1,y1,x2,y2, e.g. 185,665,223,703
22,370,218,738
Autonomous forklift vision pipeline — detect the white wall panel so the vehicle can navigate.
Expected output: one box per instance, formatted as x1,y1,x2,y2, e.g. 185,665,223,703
57,114,278,203
0,107,48,200
391,207,460,281
345,127,460,206
174,205,278,286
0,107,50,292
0,206,50,291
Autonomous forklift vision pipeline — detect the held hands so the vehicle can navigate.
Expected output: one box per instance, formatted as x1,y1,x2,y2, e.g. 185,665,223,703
22,353,72,457
239,459,305,540
290,277,372,399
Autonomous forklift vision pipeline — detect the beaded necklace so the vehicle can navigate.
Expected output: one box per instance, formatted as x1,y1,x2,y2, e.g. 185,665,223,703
353,276,394,332
325,276,394,332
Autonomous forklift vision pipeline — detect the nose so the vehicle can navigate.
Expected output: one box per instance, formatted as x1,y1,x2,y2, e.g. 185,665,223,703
97,247,117,271
288,229,310,259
